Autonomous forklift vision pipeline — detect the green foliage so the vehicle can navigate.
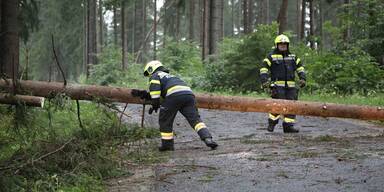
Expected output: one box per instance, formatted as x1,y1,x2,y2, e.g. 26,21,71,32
300,93,384,106
0,98,159,191
158,40,205,88
202,21,384,95
292,44,384,94
339,0,384,65
86,46,147,89
204,23,278,92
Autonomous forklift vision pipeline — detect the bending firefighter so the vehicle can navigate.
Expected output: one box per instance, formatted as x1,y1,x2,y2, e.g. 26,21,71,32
132,60,218,151
259,34,306,133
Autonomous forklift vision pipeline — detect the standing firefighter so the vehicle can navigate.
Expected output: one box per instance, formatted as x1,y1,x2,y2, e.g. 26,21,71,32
259,34,306,133
132,60,218,151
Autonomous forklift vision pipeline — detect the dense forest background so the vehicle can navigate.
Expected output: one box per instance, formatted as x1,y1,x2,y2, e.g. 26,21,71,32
1,0,383,94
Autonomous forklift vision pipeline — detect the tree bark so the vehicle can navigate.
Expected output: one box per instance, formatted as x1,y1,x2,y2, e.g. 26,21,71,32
175,1,180,41
0,94,44,107
231,0,235,36
243,0,249,34
297,0,301,41
202,0,210,60
309,0,315,49
343,0,351,41
277,0,288,34
266,0,270,24
300,0,306,40
243,0,254,34
0,0,20,79
98,0,103,52
248,0,254,32
193,0,201,41
209,0,224,55
260,0,268,24
188,0,196,41
143,0,147,59
153,0,157,60
0,79,383,120
134,0,144,62
83,0,88,73
121,1,127,70
86,0,97,77
319,0,323,50
113,5,118,46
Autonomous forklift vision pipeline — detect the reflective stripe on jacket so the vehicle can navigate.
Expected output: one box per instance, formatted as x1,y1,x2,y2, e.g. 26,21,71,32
260,49,306,87
149,71,193,99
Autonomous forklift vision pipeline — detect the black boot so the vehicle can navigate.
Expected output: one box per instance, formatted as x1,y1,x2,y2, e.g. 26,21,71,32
283,125,299,133
203,138,218,150
267,119,278,132
158,139,174,151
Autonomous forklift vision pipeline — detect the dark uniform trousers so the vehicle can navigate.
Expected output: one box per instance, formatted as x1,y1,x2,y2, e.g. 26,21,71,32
159,94,212,140
269,86,298,128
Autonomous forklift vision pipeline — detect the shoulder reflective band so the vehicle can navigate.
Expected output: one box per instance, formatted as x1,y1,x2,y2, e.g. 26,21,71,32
166,85,192,96
150,80,161,84
161,132,174,140
263,58,272,66
271,54,283,58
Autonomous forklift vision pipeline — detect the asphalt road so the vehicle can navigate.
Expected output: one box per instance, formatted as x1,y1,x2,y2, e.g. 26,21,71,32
108,104,384,192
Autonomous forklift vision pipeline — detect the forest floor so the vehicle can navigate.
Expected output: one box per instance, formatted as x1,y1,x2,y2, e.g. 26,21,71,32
107,104,384,192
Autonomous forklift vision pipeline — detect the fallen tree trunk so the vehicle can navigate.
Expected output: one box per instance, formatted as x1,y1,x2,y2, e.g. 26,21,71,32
0,79,383,120
195,94,383,120
0,94,45,107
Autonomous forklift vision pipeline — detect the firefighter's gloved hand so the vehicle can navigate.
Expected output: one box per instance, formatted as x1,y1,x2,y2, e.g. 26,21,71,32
149,98,160,114
148,107,158,114
263,87,271,95
261,81,271,89
131,89,151,100
261,82,271,95
299,79,306,88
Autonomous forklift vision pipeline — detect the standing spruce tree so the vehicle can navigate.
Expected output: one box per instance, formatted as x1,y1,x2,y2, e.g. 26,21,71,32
0,0,20,79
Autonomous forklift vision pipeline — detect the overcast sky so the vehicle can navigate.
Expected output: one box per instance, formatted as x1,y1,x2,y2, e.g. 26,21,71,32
105,0,164,30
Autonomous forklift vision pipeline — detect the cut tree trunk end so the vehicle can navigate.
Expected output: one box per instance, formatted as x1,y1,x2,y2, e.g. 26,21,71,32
0,93,45,107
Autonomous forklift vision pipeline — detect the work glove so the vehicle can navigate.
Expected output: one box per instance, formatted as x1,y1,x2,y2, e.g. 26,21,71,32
131,89,151,100
298,79,306,88
261,81,271,95
261,81,271,89
149,98,160,114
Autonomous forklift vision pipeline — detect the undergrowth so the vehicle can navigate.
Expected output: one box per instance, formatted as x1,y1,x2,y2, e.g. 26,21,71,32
0,94,160,192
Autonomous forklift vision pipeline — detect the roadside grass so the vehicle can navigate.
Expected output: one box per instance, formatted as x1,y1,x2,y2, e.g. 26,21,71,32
299,93,384,106
0,99,162,192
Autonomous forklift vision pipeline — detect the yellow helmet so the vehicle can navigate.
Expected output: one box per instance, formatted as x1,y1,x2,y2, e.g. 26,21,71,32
144,60,163,76
274,34,290,46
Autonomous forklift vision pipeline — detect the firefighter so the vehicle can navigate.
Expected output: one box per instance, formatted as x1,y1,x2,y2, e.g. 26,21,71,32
259,34,306,133
133,60,218,151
